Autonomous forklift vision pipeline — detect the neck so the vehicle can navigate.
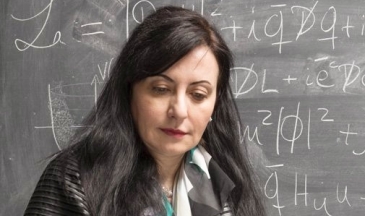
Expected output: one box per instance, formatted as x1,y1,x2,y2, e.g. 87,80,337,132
154,154,184,190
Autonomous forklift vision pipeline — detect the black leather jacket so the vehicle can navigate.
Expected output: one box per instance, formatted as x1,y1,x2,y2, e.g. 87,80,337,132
24,155,90,215
24,151,234,216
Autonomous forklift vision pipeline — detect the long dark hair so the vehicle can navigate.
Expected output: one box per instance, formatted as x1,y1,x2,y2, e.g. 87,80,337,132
60,6,265,216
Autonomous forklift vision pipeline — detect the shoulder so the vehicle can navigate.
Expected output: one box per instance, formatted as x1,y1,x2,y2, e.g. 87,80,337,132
24,152,91,215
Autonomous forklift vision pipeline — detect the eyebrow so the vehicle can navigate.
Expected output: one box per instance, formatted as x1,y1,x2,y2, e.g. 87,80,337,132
155,74,212,86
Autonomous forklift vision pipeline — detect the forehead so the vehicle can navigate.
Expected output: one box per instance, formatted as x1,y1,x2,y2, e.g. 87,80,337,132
162,45,219,84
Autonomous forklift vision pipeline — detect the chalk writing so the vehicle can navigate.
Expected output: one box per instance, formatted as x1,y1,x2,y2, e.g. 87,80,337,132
313,197,331,216
318,108,334,122
132,0,156,24
291,1,318,41
12,1,364,216
210,8,222,17
216,1,365,55
263,169,364,216
47,83,75,150
80,22,105,36
11,0,62,51
221,20,242,42
91,75,101,105
339,124,358,146
97,58,114,81
336,184,351,207
295,172,308,206
231,60,365,97
34,83,93,149
91,58,113,105
265,171,285,216
264,8,292,53
239,100,365,158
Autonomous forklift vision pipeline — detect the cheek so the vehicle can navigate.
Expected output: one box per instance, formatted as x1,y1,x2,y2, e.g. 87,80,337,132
132,104,153,144
191,101,216,135
132,97,166,134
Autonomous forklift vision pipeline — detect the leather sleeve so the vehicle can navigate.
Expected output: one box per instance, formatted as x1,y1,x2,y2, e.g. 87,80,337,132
24,155,91,216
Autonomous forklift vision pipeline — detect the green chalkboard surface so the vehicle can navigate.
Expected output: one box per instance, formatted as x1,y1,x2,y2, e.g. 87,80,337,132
2,0,365,215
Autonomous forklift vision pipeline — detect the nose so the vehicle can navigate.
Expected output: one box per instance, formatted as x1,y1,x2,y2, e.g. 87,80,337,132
168,93,188,121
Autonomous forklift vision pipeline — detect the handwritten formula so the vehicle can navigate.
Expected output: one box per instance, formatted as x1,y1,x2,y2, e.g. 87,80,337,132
3,0,365,216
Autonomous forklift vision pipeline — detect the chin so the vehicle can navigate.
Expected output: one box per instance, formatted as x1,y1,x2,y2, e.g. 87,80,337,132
160,144,194,157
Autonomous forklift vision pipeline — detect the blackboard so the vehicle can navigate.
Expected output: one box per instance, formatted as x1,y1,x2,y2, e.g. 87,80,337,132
2,0,365,215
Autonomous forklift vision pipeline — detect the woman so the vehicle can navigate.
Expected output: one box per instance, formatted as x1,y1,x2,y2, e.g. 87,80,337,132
24,6,266,216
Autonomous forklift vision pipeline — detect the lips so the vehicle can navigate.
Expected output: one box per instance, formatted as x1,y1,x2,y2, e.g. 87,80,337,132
160,128,187,138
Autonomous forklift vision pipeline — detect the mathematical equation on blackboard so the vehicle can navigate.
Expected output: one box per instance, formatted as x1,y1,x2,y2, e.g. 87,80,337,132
230,59,365,97
10,1,365,51
241,103,363,156
10,0,365,96
7,0,365,216
239,98,365,216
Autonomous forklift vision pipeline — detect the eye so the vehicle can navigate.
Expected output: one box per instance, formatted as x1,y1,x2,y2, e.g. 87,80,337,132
191,92,207,101
152,86,170,94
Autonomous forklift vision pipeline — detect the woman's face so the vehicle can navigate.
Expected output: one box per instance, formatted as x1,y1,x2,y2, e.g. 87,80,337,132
131,45,219,159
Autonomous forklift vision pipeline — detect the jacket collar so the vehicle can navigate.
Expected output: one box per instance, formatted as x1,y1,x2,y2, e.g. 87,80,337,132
184,146,235,215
